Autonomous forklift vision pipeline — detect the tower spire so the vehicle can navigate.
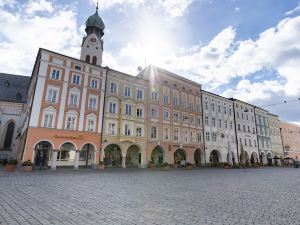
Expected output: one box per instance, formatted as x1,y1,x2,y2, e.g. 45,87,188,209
96,1,99,13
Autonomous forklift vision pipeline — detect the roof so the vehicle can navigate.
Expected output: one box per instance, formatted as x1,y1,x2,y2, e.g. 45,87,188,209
0,73,30,103
86,11,105,30
137,65,202,87
202,90,233,103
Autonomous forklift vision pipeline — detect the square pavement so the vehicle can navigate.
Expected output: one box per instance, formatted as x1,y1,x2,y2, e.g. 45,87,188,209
0,167,300,225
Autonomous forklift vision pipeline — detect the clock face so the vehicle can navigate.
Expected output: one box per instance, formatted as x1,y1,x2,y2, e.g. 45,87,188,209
88,37,97,45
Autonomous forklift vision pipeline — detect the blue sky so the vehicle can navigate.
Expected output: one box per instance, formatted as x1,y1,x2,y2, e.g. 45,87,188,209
0,0,299,124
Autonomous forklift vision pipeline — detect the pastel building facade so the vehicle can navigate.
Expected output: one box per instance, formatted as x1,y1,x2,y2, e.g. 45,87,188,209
138,66,205,166
255,108,272,165
230,99,260,164
101,69,148,168
202,91,237,165
267,113,284,161
279,121,300,160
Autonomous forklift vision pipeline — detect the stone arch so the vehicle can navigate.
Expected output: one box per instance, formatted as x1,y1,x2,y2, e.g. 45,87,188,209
57,142,77,164
267,152,273,166
103,144,122,167
151,146,165,165
80,143,97,166
210,150,221,166
3,120,16,149
260,151,267,165
126,145,140,167
174,149,187,166
250,152,259,165
194,148,205,167
34,141,53,167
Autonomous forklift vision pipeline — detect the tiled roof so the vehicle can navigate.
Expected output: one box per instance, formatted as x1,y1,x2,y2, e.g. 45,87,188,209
0,73,30,104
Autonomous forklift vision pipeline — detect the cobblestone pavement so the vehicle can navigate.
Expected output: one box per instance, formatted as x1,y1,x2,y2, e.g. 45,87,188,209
0,167,300,225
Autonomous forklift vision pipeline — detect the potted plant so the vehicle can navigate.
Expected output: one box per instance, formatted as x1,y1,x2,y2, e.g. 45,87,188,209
22,160,33,172
5,159,18,172
148,160,155,169
99,161,105,170
186,162,193,170
162,162,170,171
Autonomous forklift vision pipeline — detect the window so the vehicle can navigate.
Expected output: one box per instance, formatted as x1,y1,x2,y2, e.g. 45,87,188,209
174,128,179,141
43,114,54,128
219,119,222,128
163,86,169,104
66,116,77,130
197,133,201,143
110,82,117,94
51,69,60,80
87,119,95,132
88,96,97,110
190,116,195,125
109,102,116,114
137,108,143,118
182,93,187,108
91,79,98,89
137,89,143,100
205,116,209,126
212,118,216,126
248,126,250,133
151,107,158,119
69,93,79,107
204,101,208,110
125,124,131,136
224,120,228,129
212,132,217,142
75,65,81,71
72,74,80,85
189,95,194,111
109,123,116,135
211,103,215,111
229,108,232,116
163,127,169,140
173,90,179,106
85,55,90,63
230,122,233,129
184,130,189,142
243,125,246,132
124,86,131,97
92,56,97,65
246,114,249,120
197,117,202,126
151,90,158,101
245,139,247,146
218,104,221,113
151,126,157,139
205,132,210,141
125,104,132,116
173,112,179,122
238,124,241,131
136,127,142,137
182,114,188,124
223,106,227,114
47,88,58,103
163,110,169,120
249,139,252,147
254,140,257,147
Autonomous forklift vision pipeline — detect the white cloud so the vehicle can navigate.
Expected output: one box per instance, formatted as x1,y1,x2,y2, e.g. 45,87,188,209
89,0,194,17
25,0,53,15
0,0,15,7
0,1,82,75
285,3,300,16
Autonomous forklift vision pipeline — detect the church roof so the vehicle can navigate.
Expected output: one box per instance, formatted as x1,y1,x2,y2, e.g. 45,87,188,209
86,11,105,30
0,73,30,104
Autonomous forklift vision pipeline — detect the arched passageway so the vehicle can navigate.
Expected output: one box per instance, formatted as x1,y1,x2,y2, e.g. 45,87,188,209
80,144,96,166
104,144,122,167
210,150,221,166
250,152,259,165
174,149,186,166
151,146,164,165
3,121,15,149
58,142,76,164
126,145,140,167
34,141,52,168
194,149,204,167
267,152,273,166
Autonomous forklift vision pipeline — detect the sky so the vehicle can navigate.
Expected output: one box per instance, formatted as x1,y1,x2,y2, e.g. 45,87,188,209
0,0,299,124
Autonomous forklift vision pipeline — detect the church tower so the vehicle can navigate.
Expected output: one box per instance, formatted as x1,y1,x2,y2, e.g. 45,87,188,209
80,3,105,66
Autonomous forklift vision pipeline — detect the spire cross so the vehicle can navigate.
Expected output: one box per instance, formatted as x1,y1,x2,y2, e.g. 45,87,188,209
96,1,99,12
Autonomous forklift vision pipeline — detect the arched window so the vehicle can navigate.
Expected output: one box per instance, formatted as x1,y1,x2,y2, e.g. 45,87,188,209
85,55,90,63
4,122,15,149
92,56,97,65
